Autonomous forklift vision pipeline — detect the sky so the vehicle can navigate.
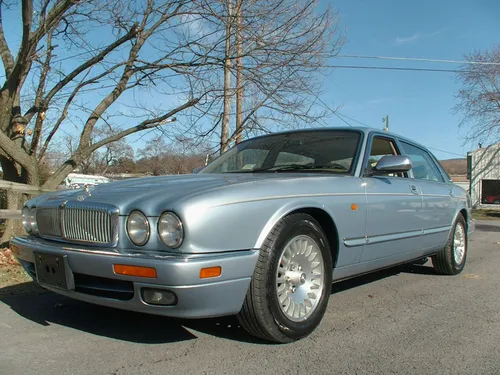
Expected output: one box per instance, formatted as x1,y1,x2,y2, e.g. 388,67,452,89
319,0,500,160
1,1,500,161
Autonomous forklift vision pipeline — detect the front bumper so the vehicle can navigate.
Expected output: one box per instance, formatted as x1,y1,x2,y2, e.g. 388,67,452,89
11,236,259,319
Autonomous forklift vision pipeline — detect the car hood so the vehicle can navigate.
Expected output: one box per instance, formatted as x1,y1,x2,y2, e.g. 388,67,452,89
32,173,349,216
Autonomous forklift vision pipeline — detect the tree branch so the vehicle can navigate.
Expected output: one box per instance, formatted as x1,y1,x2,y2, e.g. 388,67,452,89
0,129,33,171
29,0,75,49
0,3,14,78
43,98,199,189
38,74,96,161
29,26,56,154
2,0,35,91
89,100,198,154
40,23,139,105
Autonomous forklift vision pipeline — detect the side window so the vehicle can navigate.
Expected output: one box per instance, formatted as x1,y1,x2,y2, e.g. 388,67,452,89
400,141,444,182
364,136,407,178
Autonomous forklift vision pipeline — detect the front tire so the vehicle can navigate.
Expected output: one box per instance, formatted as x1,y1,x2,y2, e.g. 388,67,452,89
432,213,467,275
237,213,333,343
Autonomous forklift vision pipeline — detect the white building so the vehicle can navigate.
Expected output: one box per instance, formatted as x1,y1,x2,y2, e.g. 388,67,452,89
467,143,500,207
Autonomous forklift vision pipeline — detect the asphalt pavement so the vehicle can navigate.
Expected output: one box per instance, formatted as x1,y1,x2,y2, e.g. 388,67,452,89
1,220,499,375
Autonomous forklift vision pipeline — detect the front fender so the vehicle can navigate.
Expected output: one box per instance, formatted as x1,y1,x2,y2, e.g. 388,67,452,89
177,194,366,269
253,199,338,249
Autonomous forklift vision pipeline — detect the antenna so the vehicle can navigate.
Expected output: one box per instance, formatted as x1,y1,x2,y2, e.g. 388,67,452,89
382,115,389,132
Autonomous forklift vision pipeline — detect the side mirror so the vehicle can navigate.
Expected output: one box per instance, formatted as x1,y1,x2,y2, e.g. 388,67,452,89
192,166,204,174
373,155,412,173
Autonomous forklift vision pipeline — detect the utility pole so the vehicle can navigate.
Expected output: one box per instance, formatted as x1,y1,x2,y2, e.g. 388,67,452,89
382,115,389,132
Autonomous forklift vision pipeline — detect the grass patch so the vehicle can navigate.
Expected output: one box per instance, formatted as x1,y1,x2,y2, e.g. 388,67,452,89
472,209,500,220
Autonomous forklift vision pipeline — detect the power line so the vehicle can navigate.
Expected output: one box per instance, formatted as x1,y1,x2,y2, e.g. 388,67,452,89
333,112,354,127
312,93,353,127
335,112,371,127
319,65,461,73
3,62,467,84
426,146,465,157
337,54,500,66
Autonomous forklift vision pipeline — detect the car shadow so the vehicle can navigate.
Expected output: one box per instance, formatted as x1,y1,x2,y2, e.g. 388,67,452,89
0,281,267,345
0,260,436,345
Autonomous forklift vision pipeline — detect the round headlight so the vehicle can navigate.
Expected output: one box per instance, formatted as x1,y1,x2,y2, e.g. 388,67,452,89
30,207,38,234
21,206,37,234
126,211,150,246
158,212,184,248
21,206,32,233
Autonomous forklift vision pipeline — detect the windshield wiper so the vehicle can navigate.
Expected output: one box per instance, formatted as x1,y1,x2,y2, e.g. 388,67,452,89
250,163,348,173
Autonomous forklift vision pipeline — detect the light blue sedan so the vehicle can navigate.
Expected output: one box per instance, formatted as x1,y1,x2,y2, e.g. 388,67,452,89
12,127,474,343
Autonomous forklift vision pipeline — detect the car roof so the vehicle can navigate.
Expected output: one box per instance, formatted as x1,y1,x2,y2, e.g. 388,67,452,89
246,126,430,152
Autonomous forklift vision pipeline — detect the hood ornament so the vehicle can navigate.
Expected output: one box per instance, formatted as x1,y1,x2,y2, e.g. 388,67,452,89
77,184,94,201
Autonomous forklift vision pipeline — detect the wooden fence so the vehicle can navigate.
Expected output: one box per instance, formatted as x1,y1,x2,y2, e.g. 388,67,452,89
0,181,55,220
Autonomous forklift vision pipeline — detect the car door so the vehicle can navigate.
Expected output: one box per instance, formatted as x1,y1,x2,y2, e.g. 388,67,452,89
359,134,424,263
398,140,455,251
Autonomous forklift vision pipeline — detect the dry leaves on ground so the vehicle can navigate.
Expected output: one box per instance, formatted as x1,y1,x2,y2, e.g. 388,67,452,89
0,248,19,267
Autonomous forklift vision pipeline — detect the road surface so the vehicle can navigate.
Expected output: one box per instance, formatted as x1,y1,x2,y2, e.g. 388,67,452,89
1,220,499,375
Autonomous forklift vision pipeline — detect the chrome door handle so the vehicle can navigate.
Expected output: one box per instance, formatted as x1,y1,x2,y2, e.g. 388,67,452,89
410,184,419,194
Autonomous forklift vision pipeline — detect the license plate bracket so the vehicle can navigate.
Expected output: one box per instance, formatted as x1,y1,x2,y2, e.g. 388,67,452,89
34,252,75,291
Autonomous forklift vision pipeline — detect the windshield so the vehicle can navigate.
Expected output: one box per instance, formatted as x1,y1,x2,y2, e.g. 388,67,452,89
200,130,362,174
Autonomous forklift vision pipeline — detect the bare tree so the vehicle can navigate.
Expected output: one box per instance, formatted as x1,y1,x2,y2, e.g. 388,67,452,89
454,46,500,145
137,134,209,174
177,0,345,153
66,125,134,175
137,137,170,176
0,0,230,241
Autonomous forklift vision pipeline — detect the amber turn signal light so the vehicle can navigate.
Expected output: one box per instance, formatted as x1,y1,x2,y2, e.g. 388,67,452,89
113,264,157,278
200,266,222,279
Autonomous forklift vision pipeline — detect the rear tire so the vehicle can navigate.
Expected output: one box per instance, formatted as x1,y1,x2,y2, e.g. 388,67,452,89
237,213,333,343
432,214,467,275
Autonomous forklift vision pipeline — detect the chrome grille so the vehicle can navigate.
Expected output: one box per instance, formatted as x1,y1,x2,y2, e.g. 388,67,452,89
36,202,118,246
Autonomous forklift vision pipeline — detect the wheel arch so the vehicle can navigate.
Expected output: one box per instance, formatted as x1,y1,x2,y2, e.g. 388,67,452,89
448,206,469,238
459,208,468,225
459,207,471,235
255,203,340,269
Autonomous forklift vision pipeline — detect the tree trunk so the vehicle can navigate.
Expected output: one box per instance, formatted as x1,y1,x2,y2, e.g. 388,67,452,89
235,0,243,144
220,0,233,154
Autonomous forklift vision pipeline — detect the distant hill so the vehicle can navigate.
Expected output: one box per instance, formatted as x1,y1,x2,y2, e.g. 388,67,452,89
439,158,467,175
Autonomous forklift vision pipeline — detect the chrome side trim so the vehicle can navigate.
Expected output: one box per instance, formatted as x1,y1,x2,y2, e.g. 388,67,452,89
343,237,367,247
422,225,451,235
11,236,253,260
344,225,452,247
366,230,423,245
216,192,420,207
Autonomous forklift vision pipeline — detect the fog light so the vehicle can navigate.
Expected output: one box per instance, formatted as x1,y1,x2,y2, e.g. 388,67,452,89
141,288,177,306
